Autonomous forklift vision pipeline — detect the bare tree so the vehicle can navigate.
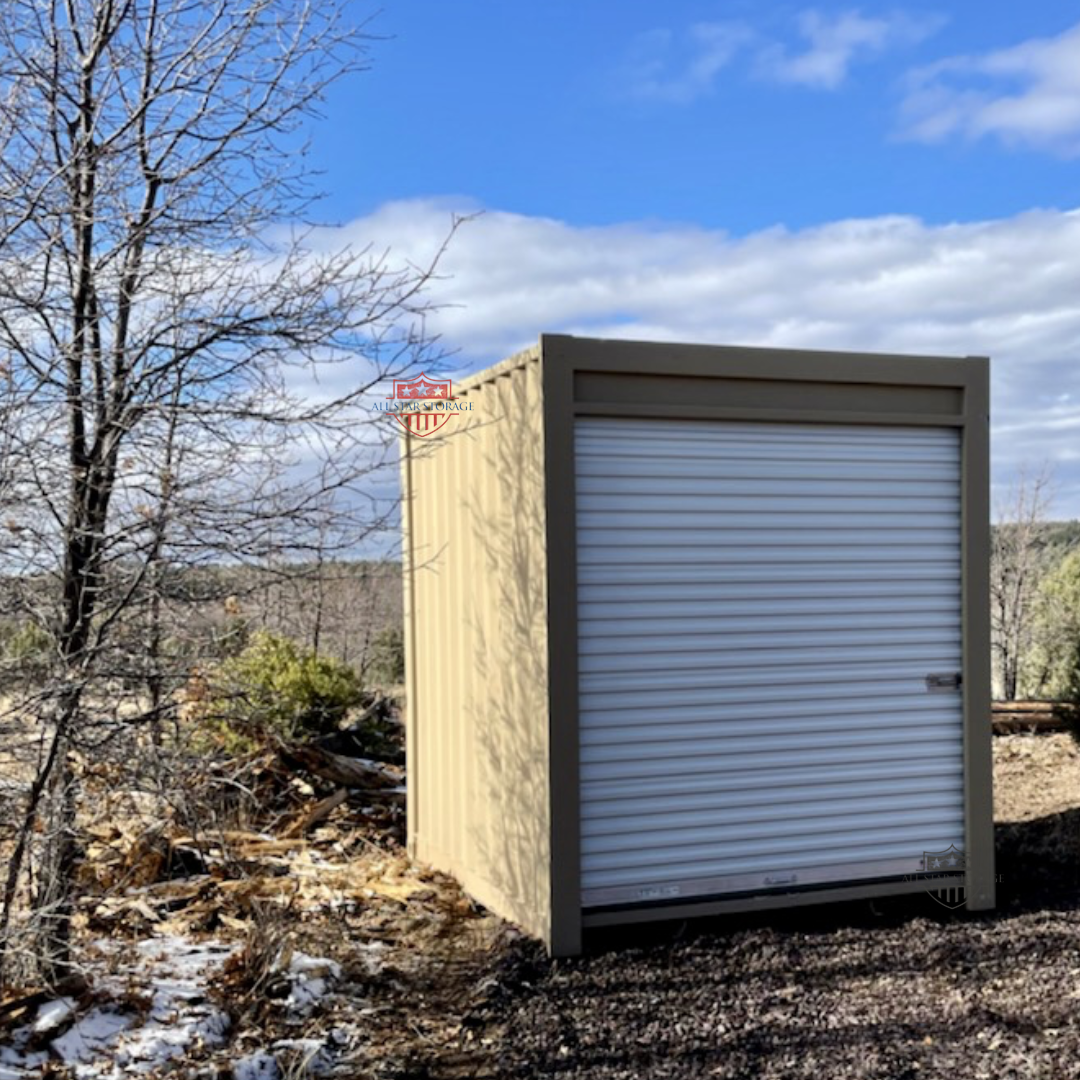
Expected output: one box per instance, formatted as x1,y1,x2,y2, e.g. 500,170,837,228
991,465,1055,701
0,0,450,985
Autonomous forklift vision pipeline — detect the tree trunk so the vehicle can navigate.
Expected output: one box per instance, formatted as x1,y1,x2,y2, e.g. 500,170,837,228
33,741,78,986
0,715,70,989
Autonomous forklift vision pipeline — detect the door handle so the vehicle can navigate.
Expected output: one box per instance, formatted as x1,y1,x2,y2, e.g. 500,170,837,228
926,672,962,691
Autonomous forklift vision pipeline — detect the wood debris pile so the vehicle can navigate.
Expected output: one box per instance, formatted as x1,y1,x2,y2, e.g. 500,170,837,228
1,693,527,1078
70,697,424,940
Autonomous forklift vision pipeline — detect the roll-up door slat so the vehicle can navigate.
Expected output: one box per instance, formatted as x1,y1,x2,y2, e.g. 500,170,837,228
583,793,965,838
580,739,961,784
585,778,962,821
583,806,963,857
581,643,959,674
587,757,959,801
580,724,962,762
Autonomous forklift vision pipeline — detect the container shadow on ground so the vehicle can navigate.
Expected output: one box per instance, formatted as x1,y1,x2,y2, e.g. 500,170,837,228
443,812,1080,1080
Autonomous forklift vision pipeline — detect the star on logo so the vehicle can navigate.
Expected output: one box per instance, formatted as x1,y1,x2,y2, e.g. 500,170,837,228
922,845,965,875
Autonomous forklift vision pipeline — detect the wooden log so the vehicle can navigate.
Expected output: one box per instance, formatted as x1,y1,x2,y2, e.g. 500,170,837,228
992,701,1071,734
282,745,404,789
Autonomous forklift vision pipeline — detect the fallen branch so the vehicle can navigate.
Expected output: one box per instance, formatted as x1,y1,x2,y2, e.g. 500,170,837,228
282,746,403,790
282,788,349,839
0,975,91,1031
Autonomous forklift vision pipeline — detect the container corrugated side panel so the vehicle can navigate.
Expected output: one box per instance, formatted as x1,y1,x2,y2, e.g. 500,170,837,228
575,419,964,907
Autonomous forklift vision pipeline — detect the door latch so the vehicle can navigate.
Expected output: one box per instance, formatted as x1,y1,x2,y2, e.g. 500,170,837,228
925,672,962,692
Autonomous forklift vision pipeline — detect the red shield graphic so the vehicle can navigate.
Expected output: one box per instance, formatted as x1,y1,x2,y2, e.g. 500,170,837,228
387,373,455,437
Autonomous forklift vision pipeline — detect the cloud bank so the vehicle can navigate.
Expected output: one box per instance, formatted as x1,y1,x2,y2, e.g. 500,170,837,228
627,23,751,104
338,199,1080,515
760,9,943,90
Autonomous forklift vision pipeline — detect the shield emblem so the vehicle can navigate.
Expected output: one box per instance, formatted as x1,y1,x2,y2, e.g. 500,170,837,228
388,373,455,437
921,845,967,910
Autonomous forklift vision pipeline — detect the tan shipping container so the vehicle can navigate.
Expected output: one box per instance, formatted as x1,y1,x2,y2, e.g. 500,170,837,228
402,335,993,956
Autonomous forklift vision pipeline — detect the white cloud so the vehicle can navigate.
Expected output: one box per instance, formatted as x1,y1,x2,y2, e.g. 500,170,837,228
625,23,750,103
760,9,944,89
338,199,1080,515
900,21,1080,152
623,9,941,101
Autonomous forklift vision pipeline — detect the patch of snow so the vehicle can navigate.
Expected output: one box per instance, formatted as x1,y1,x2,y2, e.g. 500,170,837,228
233,1050,280,1080
281,953,341,1015
1,1013,50,1074
0,933,237,1079
232,1039,332,1080
107,1001,230,1074
0,1042,47,1071
287,954,342,978
32,997,77,1035
91,936,233,1076
272,1037,333,1076
51,1008,132,1064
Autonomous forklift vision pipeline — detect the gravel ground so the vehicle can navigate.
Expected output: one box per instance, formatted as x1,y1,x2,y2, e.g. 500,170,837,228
407,734,1080,1080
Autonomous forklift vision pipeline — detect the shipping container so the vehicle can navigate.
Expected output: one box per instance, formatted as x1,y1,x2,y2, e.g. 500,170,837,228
401,335,993,956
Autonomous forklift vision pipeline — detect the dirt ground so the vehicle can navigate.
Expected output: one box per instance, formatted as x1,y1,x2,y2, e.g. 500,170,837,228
388,733,1080,1080
994,733,1080,821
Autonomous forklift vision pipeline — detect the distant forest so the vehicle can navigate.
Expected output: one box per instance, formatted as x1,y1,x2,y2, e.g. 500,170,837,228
0,560,403,692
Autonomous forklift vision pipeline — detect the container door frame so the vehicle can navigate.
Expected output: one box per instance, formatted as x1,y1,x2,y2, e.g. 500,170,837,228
540,336,992,958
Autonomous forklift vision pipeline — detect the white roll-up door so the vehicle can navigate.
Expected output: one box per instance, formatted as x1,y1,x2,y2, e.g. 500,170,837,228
576,418,965,908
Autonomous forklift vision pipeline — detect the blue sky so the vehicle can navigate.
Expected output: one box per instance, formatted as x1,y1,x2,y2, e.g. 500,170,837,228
299,4,1080,514
318,3,1080,231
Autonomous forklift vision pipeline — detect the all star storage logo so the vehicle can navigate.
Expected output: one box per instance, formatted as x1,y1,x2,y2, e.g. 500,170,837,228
374,373,472,436
919,844,967,910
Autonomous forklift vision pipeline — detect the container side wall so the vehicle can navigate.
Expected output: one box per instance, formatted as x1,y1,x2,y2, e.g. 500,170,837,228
402,430,419,857
404,355,552,942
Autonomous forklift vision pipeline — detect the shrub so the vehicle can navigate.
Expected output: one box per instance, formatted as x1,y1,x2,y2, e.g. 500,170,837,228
364,625,405,687
0,620,53,687
193,630,364,750
213,615,252,660
1027,549,1080,700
